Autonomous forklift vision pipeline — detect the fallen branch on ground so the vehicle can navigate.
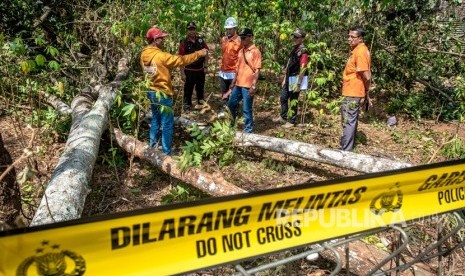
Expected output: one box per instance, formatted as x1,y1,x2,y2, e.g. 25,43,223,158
112,128,246,196
176,118,412,173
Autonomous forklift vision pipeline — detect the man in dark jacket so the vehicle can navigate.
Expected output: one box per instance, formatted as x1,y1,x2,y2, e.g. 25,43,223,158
273,29,309,128
179,21,209,112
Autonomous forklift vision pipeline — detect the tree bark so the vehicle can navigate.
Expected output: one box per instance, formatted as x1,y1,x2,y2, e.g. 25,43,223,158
234,132,412,173
39,90,72,115
112,128,246,196
30,59,129,226
176,118,412,173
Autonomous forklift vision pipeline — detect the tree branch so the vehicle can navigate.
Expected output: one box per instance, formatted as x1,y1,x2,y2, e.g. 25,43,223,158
415,77,456,103
33,6,52,28
418,46,465,58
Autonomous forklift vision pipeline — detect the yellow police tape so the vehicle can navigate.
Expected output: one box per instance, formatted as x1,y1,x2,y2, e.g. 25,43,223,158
1,159,465,275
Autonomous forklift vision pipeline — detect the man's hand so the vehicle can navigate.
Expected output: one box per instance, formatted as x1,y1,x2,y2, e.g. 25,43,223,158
366,96,373,107
181,72,186,82
362,95,373,111
222,88,232,100
248,86,256,97
204,67,209,74
198,49,208,57
281,78,286,88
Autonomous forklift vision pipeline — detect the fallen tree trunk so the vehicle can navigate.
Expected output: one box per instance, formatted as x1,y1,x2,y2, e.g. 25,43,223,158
175,118,412,173
234,132,412,173
112,128,246,196
30,59,129,226
40,93,244,196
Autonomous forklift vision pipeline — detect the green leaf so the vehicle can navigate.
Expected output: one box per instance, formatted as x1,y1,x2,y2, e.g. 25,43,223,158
116,94,122,107
46,46,59,57
111,23,121,36
121,103,135,117
21,61,30,74
34,36,46,46
315,77,327,86
131,109,137,122
327,71,334,81
35,54,46,66
48,60,61,71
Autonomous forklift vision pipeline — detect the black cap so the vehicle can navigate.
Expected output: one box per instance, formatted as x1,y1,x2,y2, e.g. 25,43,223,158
186,21,197,29
292,29,306,38
238,28,253,37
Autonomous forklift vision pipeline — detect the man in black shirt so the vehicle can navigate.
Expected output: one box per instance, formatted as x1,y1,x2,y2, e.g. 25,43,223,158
273,29,309,128
179,21,209,112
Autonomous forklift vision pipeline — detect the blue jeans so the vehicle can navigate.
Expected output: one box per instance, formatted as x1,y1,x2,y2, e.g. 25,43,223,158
340,97,361,151
227,86,254,133
147,91,174,155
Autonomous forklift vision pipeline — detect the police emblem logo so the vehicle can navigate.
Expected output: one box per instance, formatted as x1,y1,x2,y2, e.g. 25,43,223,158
16,240,86,276
370,183,403,215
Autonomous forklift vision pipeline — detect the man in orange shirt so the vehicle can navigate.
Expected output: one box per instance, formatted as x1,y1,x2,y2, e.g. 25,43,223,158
141,28,207,155
223,28,261,133
340,26,371,151
219,17,242,101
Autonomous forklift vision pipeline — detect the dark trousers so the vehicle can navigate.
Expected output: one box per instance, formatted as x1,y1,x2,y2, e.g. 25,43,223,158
183,70,205,108
280,81,300,123
340,97,361,151
219,77,233,102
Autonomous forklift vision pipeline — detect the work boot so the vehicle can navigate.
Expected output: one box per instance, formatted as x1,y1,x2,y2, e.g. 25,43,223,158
272,116,287,124
194,100,206,110
283,122,295,128
183,105,192,112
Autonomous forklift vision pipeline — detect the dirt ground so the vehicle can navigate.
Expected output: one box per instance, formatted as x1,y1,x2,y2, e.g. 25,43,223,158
1,75,465,275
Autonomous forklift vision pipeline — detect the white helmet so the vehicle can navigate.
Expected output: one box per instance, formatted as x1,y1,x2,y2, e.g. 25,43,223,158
224,17,238,29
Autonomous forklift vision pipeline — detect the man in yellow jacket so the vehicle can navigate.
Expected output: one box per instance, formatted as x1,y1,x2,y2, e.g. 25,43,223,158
141,27,207,155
